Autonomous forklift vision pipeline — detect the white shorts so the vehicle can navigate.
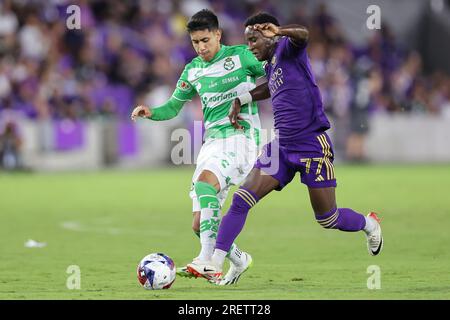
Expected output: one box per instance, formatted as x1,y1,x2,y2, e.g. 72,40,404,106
190,134,258,212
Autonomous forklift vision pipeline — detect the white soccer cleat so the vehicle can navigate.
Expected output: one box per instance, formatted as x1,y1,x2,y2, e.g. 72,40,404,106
176,256,201,278
366,212,383,256
176,266,198,278
219,252,253,286
186,260,222,282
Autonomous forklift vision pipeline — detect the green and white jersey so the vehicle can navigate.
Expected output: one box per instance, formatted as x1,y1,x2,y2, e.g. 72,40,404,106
172,44,265,143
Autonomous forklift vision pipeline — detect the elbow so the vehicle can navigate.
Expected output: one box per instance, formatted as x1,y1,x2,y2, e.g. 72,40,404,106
301,28,309,42
305,30,309,42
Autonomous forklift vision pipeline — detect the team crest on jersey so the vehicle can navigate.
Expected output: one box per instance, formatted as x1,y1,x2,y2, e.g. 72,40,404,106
223,57,235,70
177,80,191,92
271,55,277,65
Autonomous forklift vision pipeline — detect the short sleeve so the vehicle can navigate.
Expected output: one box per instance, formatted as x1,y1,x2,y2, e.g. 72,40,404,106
172,66,196,102
240,47,266,78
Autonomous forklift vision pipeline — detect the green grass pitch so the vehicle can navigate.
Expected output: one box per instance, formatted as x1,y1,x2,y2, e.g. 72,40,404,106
1,164,450,299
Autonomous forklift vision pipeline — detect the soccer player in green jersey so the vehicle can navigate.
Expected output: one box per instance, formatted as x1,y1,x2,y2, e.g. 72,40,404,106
131,9,265,284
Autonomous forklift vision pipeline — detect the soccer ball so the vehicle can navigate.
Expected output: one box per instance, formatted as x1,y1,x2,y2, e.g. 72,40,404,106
137,253,176,290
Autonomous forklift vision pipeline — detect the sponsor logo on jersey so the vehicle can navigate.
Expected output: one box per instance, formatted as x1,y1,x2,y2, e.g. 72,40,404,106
223,57,235,71
208,81,218,89
222,76,239,84
201,91,238,107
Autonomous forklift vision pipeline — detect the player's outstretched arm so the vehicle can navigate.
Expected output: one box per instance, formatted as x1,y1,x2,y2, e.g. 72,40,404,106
276,24,309,46
252,23,308,46
250,81,270,101
131,105,151,121
130,97,185,122
230,82,270,129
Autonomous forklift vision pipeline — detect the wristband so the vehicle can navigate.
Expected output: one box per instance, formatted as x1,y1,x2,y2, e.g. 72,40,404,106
237,92,252,105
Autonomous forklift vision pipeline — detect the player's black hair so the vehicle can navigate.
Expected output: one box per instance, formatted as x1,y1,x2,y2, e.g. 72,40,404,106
186,9,219,32
244,12,280,27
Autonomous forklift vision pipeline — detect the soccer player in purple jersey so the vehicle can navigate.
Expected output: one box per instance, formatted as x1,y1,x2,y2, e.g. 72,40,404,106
188,12,383,284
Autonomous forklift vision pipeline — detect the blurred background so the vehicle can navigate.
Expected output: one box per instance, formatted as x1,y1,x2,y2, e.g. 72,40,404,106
0,0,449,172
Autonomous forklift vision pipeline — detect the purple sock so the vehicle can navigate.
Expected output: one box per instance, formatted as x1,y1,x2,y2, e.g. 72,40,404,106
215,187,259,252
315,207,366,232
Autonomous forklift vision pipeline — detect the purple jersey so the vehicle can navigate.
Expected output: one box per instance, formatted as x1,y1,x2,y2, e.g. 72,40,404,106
265,37,330,149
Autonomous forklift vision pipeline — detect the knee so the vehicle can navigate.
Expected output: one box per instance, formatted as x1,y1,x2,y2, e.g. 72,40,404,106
315,208,339,229
194,181,217,197
196,170,220,192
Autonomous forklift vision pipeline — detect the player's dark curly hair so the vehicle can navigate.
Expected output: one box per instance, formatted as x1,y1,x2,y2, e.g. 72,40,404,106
244,12,280,27
186,9,219,32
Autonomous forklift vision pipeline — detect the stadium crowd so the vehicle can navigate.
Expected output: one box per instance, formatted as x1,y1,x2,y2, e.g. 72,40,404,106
0,0,449,165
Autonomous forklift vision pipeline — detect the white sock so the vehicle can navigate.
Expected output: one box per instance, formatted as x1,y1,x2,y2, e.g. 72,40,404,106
198,207,220,261
212,249,228,270
198,243,215,261
227,243,244,267
363,215,377,234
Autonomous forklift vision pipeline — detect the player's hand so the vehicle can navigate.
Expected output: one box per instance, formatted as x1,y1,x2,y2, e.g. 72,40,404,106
131,105,152,122
251,23,280,38
229,98,244,130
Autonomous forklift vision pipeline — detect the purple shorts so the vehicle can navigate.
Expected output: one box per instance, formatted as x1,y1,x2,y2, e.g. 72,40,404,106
254,132,337,190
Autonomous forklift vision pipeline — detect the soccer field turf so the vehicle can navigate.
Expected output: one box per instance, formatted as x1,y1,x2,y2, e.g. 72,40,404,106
1,165,450,300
